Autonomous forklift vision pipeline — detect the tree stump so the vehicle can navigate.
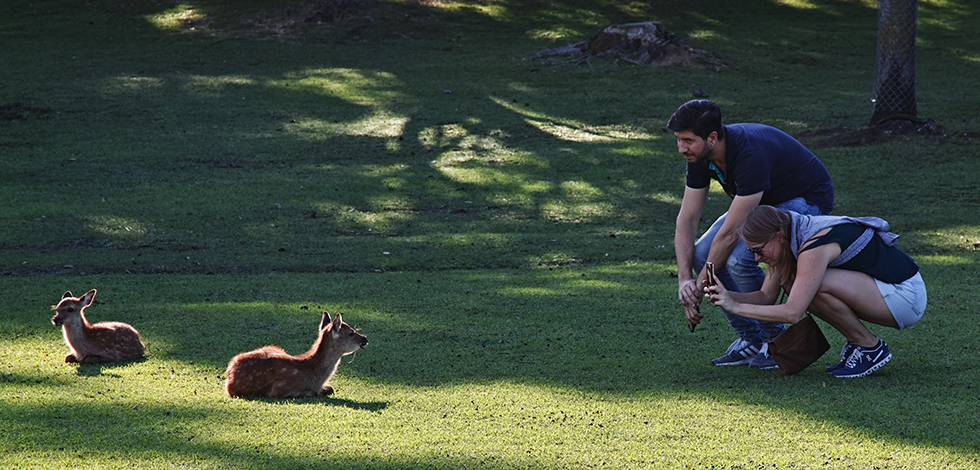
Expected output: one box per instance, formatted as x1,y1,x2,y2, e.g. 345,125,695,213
528,21,722,68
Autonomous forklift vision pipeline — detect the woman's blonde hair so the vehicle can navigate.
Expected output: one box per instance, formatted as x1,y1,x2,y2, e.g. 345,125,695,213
738,205,792,244
738,205,796,288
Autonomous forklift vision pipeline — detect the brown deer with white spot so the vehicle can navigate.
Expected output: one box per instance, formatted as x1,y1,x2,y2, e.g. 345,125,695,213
225,311,368,398
51,289,145,364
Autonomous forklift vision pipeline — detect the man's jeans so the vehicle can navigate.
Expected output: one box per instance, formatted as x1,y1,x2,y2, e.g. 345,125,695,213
692,198,826,344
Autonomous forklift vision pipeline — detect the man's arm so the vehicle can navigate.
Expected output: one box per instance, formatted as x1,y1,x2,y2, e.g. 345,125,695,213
698,192,764,288
675,185,708,307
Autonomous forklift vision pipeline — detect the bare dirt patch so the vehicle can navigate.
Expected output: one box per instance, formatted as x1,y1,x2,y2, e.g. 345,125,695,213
796,115,971,148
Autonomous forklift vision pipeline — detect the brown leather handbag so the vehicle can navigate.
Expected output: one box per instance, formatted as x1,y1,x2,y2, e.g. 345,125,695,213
768,315,830,375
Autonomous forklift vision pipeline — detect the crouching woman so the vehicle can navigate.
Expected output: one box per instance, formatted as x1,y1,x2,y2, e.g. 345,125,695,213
704,205,927,378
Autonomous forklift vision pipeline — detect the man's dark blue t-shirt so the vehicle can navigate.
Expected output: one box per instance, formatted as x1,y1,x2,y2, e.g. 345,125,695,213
685,123,834,214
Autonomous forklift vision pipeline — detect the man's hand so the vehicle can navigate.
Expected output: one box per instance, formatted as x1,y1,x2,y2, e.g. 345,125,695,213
678,278,701,308
685,303,703,332
680,278,703,332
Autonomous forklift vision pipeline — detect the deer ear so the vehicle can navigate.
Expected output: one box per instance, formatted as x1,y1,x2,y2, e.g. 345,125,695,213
330,313,343,339
81,289,97,306
319,311,332,331
63,291,73,299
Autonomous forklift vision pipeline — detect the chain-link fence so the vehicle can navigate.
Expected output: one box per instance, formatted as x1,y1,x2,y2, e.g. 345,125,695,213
870,0,918,125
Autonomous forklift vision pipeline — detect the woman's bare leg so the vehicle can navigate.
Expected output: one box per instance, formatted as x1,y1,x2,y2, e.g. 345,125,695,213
806,268,898,348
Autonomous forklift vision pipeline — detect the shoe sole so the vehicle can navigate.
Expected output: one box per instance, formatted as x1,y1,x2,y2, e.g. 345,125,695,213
711,357,755,366
832,353,892,378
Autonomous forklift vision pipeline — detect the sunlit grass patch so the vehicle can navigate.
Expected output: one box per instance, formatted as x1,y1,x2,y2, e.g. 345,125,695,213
644,191,683,206
86,215,150,241
3,264,980,468
178,75,258,99
103,75,165,94
771,0,821,10
287,111,409,142
541,200,616,222
918,226,980,256
144,4,205,31
417,0,506,17
337,205,416,228
433,150,536,186
284,68,405,107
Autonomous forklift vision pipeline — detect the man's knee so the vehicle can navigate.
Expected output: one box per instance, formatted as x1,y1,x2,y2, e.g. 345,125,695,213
725,252,762,278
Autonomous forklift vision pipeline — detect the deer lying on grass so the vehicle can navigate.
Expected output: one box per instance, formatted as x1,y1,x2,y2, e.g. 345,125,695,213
51,289,146,364
225,311,368,398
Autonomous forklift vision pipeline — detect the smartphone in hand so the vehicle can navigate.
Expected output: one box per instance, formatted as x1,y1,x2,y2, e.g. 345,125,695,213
690,263,716,333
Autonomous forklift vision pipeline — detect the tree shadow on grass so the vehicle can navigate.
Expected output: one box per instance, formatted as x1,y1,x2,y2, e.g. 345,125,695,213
0,401,454,470
230,394,389,412
321,395,389,412
0,370,74,387
73,357,148,378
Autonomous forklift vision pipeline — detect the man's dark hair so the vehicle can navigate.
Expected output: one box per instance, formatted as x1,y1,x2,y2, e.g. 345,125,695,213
667,99,724,140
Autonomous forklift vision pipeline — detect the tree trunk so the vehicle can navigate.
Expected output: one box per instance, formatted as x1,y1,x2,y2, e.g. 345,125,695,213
870,0,918,126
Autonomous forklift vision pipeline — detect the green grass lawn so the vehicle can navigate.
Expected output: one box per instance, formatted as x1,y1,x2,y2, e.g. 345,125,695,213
2,0,979,468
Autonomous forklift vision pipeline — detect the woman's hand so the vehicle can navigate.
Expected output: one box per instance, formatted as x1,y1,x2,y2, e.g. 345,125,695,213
704,281,739,314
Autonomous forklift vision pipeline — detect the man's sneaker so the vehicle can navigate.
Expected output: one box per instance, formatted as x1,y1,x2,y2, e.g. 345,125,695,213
711,339,762,366
749,344,779,370
825,341,858,372
831,340,891,378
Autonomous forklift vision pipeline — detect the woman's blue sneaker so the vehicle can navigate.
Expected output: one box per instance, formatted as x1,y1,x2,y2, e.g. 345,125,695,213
825,341,857,372
831,340,891,378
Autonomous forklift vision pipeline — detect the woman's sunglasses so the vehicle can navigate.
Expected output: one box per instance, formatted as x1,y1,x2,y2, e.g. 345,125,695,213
747,234,777,256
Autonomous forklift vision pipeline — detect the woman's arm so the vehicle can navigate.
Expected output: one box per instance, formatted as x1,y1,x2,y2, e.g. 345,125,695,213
726,266,784,306
705,243,841,324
